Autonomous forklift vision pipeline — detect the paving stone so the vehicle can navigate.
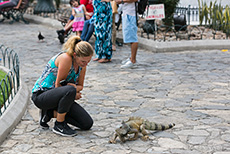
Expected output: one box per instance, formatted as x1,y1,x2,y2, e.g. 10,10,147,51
221,134,230,142
158,138,187,149
187,136,206,145
174,130,209,136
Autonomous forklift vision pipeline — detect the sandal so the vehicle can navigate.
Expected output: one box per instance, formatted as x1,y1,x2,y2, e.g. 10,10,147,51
98,59,111,63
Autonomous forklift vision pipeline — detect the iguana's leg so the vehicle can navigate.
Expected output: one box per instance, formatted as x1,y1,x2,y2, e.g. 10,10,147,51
118,135,126,143
127,128,139,141
140,124,149,141
109,132,118,144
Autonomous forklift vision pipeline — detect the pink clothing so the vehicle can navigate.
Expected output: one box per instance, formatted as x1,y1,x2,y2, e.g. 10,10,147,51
72,4,85,32
72,21,84,31
0,1,10,5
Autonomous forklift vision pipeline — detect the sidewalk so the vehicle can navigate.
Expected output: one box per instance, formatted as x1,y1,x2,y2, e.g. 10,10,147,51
0,15,230,154
24,14,230,52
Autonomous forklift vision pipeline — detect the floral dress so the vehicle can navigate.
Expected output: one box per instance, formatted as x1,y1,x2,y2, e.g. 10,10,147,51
93,0,112,60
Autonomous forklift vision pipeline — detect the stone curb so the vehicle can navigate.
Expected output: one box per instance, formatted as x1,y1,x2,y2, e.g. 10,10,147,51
24,14,230,53
0,67,29,145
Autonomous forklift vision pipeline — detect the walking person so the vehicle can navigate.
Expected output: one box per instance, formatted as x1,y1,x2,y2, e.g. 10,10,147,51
115,0,138,68
93,0,113,63
31,36,94,137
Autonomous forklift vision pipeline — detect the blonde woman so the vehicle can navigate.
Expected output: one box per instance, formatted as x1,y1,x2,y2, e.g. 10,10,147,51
32,36,94,137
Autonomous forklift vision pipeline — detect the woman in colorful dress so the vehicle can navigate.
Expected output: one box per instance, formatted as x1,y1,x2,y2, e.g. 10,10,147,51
93,0,113,63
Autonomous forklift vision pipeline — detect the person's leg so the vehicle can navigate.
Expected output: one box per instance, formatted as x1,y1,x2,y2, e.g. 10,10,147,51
81,20,90,41
84,23,94,42
33,86,78,136
32,86,77,135
112,13,116,51
130,42,138,63
65,103,93,130
76,31,81,37
121,15,138,68
32,86,76,113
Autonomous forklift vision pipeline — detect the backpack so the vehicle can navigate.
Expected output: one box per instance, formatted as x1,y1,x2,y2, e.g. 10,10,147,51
136,0,149,15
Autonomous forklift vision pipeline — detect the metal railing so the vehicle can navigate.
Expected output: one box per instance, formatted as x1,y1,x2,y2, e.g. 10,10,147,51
0,45,20,116
175,5,199,25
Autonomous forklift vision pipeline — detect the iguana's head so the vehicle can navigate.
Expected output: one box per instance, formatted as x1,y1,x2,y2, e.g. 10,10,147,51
115,121,131,136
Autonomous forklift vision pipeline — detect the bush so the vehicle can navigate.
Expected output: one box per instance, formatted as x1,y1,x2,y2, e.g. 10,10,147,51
0,70,11,107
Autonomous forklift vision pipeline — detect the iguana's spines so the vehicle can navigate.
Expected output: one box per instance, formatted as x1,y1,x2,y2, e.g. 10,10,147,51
127,116,144,122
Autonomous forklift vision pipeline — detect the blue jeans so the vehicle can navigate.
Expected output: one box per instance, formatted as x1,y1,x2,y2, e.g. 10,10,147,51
81,20,94,42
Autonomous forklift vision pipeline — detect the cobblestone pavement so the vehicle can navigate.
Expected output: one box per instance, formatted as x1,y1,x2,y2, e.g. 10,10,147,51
0,21,230,154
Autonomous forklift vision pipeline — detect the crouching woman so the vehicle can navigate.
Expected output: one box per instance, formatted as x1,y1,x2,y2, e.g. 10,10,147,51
31,36,94,137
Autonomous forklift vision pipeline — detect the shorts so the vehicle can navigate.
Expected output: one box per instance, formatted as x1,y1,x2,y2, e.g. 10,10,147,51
122,14,138,43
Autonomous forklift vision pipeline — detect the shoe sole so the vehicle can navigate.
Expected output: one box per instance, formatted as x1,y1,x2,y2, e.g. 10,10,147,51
40,125,49,130
52,128,77,137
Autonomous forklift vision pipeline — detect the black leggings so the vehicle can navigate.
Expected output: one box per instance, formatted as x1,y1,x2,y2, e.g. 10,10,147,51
32,86,93,130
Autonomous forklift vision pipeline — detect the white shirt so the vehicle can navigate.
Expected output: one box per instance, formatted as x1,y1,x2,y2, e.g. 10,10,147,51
122,2,136,16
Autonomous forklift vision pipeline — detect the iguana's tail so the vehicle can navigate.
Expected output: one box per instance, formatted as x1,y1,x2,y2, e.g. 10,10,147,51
143,121,175,131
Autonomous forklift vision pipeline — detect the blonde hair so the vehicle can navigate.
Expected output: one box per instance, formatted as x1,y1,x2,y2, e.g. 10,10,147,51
63,36,94,57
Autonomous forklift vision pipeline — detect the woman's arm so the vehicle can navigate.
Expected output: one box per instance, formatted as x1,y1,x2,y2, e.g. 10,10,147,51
66,66,86,92
67,66,86,100
76,66,86,92
55,53,72,88
14,0,23,9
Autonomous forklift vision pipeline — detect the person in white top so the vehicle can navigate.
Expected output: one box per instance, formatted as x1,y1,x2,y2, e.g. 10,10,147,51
116,0,138,69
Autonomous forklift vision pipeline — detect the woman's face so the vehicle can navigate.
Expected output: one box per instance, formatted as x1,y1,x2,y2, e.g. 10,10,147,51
75,55,92,67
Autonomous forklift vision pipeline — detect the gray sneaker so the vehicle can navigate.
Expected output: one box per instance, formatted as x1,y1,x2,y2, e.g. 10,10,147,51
121,60,137,69
121,58,130,65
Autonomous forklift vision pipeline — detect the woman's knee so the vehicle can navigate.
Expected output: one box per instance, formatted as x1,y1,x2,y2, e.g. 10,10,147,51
64,86,76,98
82,118,94,130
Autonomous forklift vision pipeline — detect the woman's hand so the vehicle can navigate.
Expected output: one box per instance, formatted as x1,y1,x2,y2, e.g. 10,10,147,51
75,92,82,100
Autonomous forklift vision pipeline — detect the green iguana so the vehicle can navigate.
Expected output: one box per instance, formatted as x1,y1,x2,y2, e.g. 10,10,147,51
109,117,175,143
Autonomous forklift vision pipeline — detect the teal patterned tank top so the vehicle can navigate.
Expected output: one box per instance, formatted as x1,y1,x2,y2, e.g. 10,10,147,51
32,52,82,93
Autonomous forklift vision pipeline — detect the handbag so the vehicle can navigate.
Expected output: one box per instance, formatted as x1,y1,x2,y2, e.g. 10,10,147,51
111,1,118,14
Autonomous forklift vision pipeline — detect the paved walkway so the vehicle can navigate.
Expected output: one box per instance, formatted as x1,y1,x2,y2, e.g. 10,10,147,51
0,20,230,154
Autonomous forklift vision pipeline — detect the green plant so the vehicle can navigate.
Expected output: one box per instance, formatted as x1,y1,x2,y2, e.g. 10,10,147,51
198,0,210,26
0,70,11,107
198,0,230,34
